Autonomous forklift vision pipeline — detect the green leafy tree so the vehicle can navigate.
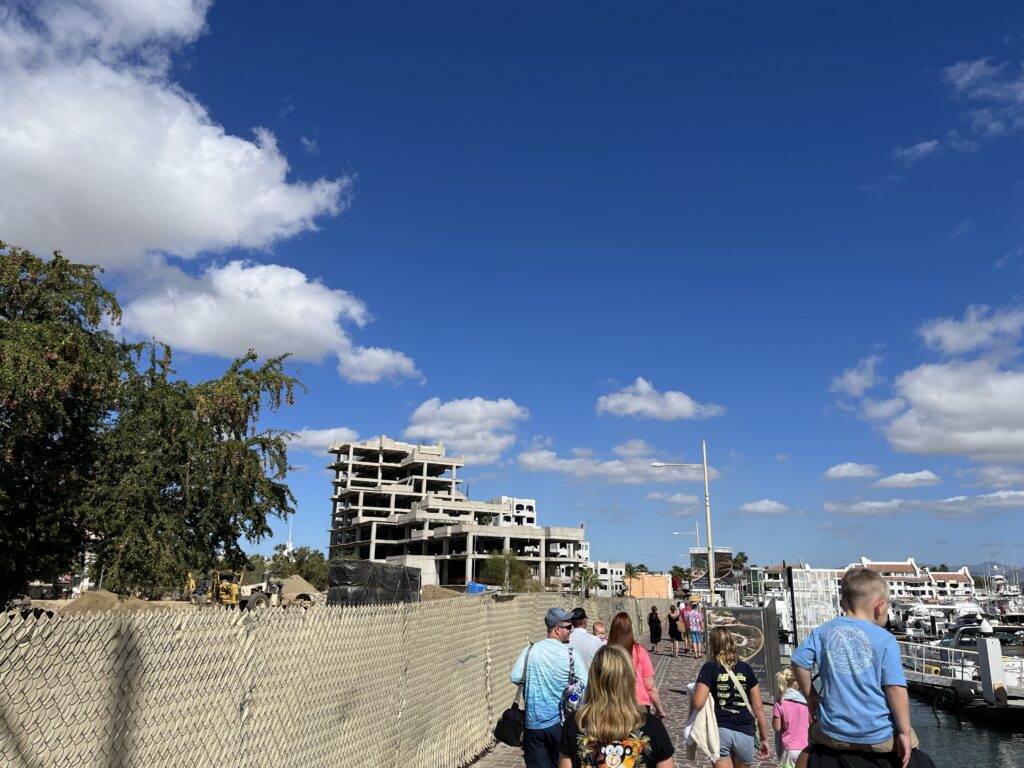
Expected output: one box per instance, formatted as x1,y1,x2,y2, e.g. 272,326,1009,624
572,566,601,599
269,545,329,591
482,550,531,592
84,346,301,597
0,243,131,604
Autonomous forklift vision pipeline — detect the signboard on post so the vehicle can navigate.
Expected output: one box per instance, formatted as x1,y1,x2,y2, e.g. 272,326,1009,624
704,601,780,701
690,548,734,582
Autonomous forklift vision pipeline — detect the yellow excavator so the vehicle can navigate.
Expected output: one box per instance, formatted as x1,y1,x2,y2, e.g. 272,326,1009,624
191,570,282,609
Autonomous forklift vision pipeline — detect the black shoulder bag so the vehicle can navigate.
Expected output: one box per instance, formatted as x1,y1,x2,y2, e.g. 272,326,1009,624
494,642,534,748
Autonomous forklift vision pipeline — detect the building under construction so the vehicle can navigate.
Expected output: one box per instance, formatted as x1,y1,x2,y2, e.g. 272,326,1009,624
327,436,590,588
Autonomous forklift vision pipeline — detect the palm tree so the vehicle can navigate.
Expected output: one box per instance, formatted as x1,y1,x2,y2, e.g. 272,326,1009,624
731,551,749,574
572,567,602,599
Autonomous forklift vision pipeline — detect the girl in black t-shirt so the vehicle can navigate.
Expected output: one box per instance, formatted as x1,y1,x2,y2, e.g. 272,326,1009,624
691,627,770,768
558,644,674,768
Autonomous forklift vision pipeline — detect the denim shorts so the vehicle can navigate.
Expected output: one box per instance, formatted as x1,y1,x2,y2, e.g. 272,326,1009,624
719,727,755,764
689,630,703,643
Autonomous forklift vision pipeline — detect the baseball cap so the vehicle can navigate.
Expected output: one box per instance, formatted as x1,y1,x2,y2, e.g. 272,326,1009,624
545,607,572,629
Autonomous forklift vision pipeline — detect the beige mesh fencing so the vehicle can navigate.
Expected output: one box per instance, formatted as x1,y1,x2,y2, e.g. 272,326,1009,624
0,594,655,768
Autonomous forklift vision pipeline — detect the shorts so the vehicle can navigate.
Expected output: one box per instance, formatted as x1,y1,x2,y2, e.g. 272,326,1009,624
808,721,920,753
689,630,703,644
718,727,755,764
779,748,802,768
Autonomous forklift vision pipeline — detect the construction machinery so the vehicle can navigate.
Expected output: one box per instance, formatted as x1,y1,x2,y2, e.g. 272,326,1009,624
191,570,284,609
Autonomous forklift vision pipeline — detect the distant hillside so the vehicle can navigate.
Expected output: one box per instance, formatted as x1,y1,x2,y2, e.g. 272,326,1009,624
955,561,1023,582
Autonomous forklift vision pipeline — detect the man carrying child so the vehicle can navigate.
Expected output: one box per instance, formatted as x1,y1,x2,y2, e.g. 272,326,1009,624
792,567,919,768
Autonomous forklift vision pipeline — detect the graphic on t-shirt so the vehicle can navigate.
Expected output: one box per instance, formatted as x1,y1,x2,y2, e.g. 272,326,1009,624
825,625,874,675
714,670,748,714
576,732,651,767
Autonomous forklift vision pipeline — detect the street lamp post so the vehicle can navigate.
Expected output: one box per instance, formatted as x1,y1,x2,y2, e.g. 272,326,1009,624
652,439,716,606
672,520,701,549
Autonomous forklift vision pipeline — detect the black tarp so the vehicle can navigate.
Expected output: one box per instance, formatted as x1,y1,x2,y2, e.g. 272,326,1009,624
327,561,422,605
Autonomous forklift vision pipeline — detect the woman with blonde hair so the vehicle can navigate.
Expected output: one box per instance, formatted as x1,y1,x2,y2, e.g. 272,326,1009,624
691,626,770,768
558,645,674,768
607,611,666,719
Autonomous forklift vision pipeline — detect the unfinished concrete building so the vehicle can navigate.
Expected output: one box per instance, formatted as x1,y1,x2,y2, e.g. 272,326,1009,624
327,436,590,588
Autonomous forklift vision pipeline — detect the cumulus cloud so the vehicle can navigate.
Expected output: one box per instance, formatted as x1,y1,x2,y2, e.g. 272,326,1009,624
929,489,1024,519
823,462,880,480
288,426,359,455
613,439,655,458
738,499,792,515
830,356,884,398
884,358,1024,462
405,397,528,464
646,491,700,504
518,445,718,485
596,377,724,420
873,470,942,489
965,465,1024,488
823,499,915,516
861,398,906,421
824,490,1024,519
122,261,419,383
891,140,941,167
0,2,420,383
0,1,347,267
918,305,1024,355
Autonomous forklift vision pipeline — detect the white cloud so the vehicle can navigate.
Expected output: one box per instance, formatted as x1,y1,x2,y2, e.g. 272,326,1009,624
596,377,724,420
928,489,1024,519
122,261,419,383
823,499,915,516
0,1,347,268
830,355,884,398
288,426,358,455
738,499,792,515
336,346,420,384
774,453,789,462
571,447,596,458
861,397,906,421
823,462,880,480
612,439,655,458
918,305,1024,355
891,140,941,167
0,2,422,385
873,470,942,489
646,492,700,504
824,490,1024,519
884,358,1024,462
966,465,1024,489
948,219,974,240
518,446,718,485
405,397,528,464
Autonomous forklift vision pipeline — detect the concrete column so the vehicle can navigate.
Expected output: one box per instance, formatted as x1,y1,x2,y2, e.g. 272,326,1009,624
504,536,511,552
369,521,377,560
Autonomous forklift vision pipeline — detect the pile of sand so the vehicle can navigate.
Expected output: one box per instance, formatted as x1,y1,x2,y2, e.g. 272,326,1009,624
60,590,170,615
421,585,463,601
278,574,318,601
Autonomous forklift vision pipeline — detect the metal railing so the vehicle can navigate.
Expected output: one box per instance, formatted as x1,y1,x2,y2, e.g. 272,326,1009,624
898,640,980,683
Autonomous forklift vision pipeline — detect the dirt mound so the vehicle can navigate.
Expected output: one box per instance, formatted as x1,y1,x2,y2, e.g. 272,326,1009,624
278,574,317,601
60,590,169,615
422,585,463,601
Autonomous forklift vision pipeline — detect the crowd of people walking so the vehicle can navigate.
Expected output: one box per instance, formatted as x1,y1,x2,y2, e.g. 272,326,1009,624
505,569,936,768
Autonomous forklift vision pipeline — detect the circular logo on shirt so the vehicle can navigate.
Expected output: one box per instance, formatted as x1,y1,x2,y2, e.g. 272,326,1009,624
825,626,874,675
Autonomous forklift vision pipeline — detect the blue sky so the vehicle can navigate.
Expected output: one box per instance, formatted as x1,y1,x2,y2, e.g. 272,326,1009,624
3,1,1024,571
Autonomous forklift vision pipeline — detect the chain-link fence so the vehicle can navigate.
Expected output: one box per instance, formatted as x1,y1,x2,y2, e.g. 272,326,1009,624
0,593,663,767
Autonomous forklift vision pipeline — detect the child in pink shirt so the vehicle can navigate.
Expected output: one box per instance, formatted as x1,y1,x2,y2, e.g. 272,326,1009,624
772,667,809,768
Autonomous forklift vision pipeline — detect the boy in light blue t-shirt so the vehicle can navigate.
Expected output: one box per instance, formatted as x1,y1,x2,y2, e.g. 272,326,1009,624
792,567,918,768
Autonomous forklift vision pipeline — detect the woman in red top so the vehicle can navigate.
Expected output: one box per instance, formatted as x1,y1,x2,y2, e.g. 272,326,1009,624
608,611,666,718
